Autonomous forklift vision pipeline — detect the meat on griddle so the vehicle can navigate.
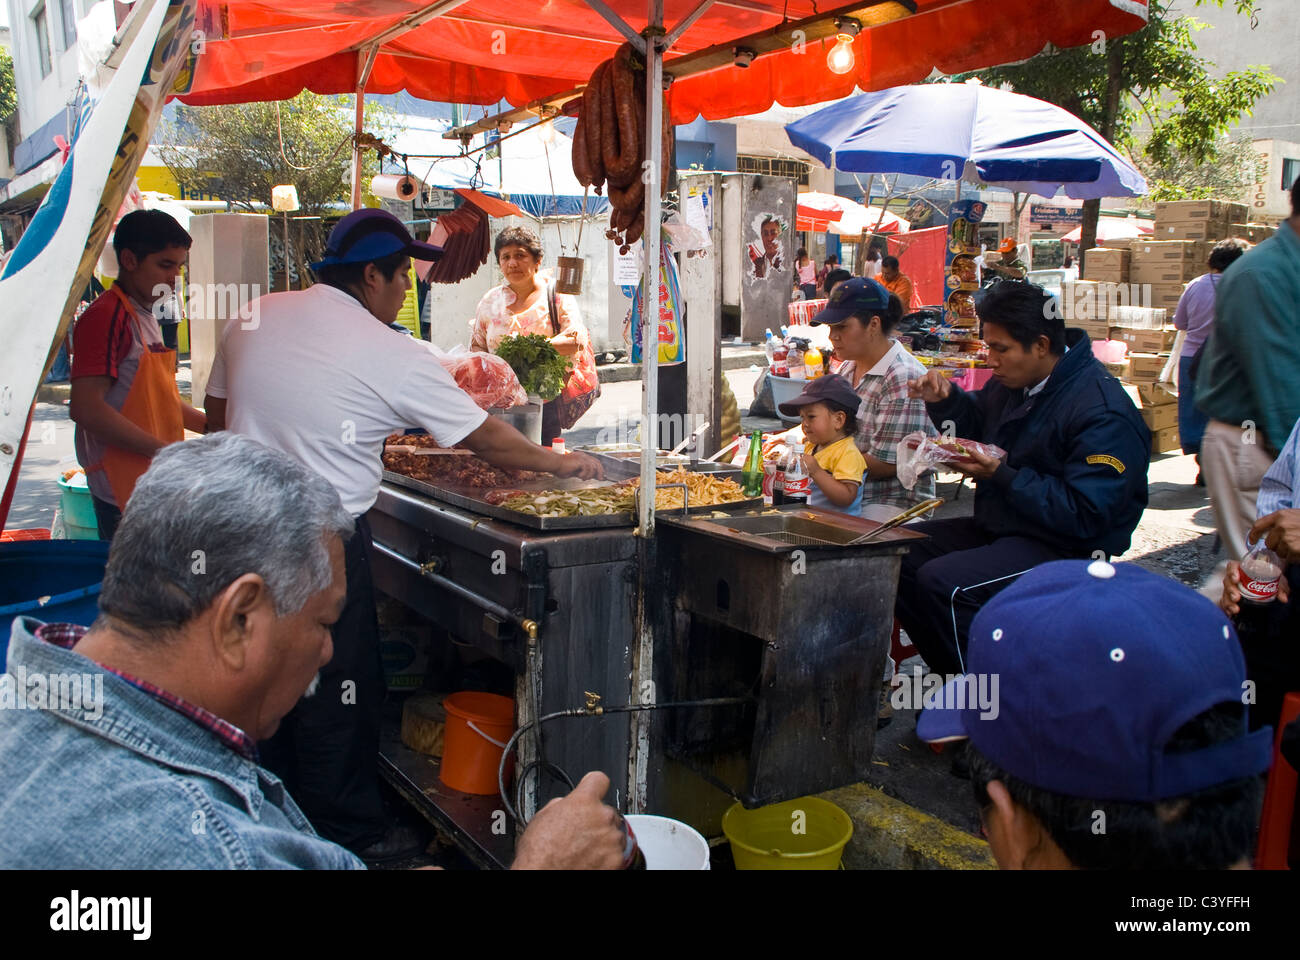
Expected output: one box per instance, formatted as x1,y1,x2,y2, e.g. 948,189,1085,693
383,448,545,488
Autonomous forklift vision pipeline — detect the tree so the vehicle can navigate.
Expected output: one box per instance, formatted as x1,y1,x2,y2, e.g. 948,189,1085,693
1,47,17,169
1135,134,1268,202
158,92,402,217
956,0,1277,261
0,48,16,122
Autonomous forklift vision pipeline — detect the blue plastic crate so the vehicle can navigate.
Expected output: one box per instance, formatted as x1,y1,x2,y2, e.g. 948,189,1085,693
0,540,111,663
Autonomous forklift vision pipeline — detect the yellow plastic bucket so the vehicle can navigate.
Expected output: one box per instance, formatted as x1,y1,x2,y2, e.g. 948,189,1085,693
722,797,853,870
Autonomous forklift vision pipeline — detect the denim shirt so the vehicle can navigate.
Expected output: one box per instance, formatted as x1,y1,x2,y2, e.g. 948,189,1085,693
0,618,365,869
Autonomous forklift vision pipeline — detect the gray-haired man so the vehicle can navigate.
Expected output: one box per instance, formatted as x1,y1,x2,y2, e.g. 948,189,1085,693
0,434,625,869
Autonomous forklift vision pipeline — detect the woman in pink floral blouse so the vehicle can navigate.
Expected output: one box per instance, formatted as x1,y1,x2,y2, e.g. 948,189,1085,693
470,226,595,441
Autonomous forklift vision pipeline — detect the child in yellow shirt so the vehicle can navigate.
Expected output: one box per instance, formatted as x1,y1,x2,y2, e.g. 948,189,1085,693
777,374,867,514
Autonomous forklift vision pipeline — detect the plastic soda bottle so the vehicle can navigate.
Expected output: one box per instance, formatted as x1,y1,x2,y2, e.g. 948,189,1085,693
1238,539,1283,604
771,340,789,377
741,430,764,498
804,343,823,379
783,442,811,505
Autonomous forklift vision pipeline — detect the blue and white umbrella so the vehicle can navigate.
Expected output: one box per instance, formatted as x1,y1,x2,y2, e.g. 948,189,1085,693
785,83,1147,200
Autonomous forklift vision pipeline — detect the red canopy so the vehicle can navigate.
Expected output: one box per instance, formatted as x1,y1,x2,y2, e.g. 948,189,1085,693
184,1,1149,125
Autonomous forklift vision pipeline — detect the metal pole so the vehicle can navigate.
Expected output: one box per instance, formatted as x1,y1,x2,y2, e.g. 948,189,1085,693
350,88,366,210
350,45,380,210
283,213,291,291
639,3,664,540
629,0,665,818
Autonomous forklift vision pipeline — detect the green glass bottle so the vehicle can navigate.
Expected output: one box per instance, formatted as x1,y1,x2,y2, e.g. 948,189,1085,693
741,430,764,498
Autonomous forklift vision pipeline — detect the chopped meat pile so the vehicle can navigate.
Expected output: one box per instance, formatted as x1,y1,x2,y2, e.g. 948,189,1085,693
383,448,546,488
384,433,445,449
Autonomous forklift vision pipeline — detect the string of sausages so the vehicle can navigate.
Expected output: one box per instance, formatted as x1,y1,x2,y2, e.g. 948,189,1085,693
571,42,674,254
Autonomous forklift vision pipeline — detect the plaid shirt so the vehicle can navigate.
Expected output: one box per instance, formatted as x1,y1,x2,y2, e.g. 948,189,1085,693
35,622,260,762
838,341,938,509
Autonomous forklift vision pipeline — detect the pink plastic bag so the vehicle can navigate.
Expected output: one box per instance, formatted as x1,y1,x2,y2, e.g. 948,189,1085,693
438,349,528,411
896,431,1008,490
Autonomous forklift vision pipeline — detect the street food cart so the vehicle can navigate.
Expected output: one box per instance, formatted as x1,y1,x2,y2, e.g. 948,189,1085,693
0,0,1153,868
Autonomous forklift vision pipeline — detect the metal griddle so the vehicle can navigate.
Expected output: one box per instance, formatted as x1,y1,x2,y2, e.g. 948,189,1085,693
381,456,759,530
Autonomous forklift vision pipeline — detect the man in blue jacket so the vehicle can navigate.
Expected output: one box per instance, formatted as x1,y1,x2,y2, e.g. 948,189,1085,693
897,280,1150,677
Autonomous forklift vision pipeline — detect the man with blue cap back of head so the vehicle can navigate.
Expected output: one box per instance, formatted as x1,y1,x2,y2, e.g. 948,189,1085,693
918,558,1272,870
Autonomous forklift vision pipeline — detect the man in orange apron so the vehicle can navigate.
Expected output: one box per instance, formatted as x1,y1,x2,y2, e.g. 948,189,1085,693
69,210,207,539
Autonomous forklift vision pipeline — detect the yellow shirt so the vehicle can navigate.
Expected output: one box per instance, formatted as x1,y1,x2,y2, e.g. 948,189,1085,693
811,435,867,512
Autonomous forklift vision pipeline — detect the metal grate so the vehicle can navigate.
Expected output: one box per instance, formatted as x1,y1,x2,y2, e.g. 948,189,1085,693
729,521,849,547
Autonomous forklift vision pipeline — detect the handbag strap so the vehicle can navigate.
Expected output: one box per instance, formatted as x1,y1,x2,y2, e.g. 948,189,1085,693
547,279,560,336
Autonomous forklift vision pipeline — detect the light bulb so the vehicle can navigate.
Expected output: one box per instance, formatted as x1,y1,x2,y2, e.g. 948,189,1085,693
827,34,855,75
539,120,558,145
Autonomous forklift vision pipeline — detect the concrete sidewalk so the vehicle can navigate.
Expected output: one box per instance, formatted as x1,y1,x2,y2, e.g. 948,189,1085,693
595,343,767,384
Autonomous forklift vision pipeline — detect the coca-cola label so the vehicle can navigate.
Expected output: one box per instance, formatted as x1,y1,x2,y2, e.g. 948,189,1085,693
1238,567,1279,602
762,462,776,501
785,475,812,497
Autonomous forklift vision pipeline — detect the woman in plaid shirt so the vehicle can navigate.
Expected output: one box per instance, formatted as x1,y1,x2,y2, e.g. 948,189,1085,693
812,278,937,513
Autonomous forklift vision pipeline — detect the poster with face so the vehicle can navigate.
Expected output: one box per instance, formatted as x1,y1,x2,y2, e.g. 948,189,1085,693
747,213,788,281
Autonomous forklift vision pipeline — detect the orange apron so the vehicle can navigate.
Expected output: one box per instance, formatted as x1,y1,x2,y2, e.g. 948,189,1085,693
86,286,185,508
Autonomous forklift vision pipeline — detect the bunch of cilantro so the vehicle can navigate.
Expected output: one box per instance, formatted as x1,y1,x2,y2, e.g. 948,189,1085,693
493,334,572,403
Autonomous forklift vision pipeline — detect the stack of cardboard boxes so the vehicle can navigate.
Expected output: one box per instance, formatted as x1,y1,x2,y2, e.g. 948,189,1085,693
1059,279,1119,342
1122,381,1180,452
1106,303,1181,452
1152,199,1249,242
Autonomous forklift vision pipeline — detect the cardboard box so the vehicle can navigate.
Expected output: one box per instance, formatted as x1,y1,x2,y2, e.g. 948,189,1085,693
1155,221,1231,242
1110,304,1168,328
1136,381,1176,406
1131,240,1212,262
1060,280,1120,321
1075,320,1112,340
1127,353,1169,381
1144,283,1187,311
1153,199,1247,224
1130,259,1203,285
1242,223,1275,242
1155,199,1230,222
1151,425,1181,454
1099,238,1137,252
1110,327,1177,354
1104,360,1129,379
1120,381,1177,408
1083,247,1129,283
1140,403,1180,433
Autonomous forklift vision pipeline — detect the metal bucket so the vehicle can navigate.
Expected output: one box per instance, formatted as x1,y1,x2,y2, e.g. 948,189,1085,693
489,400,543,444
555,256,584,294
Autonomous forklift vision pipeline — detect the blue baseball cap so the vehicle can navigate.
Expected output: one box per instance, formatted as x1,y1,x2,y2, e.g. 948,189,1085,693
310,208,442,271
915,559,1273,802
810,277,893,325
776,373,862,417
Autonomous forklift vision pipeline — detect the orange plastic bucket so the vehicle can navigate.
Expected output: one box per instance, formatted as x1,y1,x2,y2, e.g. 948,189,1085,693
440,692,515,795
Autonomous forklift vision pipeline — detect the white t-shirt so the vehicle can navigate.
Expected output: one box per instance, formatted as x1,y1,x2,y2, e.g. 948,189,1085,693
206,284,488,515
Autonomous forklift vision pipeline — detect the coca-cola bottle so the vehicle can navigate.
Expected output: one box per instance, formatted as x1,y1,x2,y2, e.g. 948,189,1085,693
619,816,647,870
783,442,811,506
1238,540,1283,604
772,446,788,505
771,340,789,378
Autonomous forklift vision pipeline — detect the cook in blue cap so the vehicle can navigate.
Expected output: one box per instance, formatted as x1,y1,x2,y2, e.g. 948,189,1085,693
310,207,443,272
917,559,1273,870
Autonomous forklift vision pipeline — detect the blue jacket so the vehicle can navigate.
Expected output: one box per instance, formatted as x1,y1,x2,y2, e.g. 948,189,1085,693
0,618,365,869
926,330,1150,557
